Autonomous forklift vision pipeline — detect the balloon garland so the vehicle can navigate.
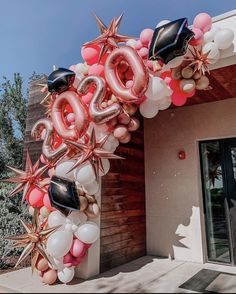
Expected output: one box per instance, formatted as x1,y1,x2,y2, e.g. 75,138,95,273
3,12,235,285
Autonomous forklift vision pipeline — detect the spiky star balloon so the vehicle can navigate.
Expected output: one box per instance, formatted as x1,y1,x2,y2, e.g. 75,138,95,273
65,128,123,179
185,47,211,75
3,151,48,203
85,14,133,62
6,209,59,272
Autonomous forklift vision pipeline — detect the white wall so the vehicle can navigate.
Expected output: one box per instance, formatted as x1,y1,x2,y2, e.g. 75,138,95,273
144,97,236,263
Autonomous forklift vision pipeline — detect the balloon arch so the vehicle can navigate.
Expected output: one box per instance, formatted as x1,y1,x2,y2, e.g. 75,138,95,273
4,12,235,284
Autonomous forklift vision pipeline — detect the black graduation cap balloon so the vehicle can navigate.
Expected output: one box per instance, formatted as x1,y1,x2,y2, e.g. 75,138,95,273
47,68,75,94
48,176,80,216
148,18,194,64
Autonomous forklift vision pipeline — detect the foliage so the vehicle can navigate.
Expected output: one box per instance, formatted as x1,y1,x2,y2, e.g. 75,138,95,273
0,182,30,269
0,73,43,270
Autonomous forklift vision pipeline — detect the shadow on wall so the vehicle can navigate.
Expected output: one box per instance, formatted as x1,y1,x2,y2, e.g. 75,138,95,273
167,206,203,261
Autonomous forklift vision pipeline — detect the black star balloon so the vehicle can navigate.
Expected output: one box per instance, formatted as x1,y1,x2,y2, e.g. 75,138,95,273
148,18,194,64
48,176,80,215
47,68,75,94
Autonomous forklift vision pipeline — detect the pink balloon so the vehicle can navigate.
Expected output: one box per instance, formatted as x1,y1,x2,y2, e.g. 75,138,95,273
189,27,204,46
135,40,143,50
43,193,54,211
193,13,212,33
28,187,45,208
140,28,154,45
138,47,149,58
82,92,93,105
172,92,187,106
88,64,105,77
66,113,75,124
70,239,86,258
81,44,101,65
63,252,74,268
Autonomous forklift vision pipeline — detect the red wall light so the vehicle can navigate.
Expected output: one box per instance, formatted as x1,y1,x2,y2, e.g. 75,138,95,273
178,150,186,160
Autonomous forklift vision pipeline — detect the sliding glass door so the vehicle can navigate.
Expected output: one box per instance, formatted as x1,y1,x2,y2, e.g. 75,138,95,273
200,138,236,265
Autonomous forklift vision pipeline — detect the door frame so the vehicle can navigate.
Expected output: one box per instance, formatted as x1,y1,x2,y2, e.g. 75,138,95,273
199,137,236,266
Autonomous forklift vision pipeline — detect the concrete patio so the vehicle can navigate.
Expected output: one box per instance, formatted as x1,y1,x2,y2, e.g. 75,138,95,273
1,256,236,293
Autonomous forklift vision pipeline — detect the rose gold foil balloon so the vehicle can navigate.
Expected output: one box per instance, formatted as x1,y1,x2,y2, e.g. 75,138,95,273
119,132,131,144
85,203,100,219
31,118,67,161
77,75,121,124
127,117,140,132
113,125,129,140
105,46,149,104
36,257,49,272
123,103,138,116
42,269,57,285
51,91,89,140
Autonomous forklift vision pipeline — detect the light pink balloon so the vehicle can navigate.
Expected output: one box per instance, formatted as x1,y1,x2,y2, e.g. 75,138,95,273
125,80,133,88
118,113,131,125
193,13,212,33
190,27,204,46
138,47,149,58
113,125,129,139
70,239,86,258
140,28,154,45
66,113,75,124
69,65,76,72
135,40,143,50
40,154,47,164
147,60,154,70
88,64,105,77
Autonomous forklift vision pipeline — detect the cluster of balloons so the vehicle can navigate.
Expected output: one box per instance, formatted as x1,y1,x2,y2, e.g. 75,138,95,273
7,11,235,286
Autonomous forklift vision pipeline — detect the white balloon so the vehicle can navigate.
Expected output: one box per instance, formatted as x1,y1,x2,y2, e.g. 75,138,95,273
75,221,100,244
167,55,184,68
146,76,168,101
55,160,76,181
47,230,73,258
48,211,66,228
67,211,88,226
75,63,88,75
139,99,159,118
157,96,172,110
156,19,170,28
99,159,110,176
126,39,137,48
204,26,219,43
74,163,96,185
58,267,75,284
214,28,234,50
202,42,219,59
83,181,100,195
208,50,220,64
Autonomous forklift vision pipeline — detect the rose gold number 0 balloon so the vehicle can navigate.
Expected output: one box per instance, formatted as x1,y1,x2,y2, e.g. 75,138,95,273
105,46,149,104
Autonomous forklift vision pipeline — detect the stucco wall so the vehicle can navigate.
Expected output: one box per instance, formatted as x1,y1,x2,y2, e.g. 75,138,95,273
144,97,236,263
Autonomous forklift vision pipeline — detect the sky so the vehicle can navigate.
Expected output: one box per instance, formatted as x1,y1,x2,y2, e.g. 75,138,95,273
0,0,236,83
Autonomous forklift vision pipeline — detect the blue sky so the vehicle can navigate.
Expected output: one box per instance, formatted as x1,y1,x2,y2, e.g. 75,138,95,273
0,0,235,83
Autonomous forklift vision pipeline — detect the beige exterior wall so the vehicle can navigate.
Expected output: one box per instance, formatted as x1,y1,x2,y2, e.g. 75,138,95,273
144,97,236,263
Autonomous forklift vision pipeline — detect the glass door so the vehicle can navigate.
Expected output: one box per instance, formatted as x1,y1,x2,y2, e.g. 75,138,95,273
200,140,231,264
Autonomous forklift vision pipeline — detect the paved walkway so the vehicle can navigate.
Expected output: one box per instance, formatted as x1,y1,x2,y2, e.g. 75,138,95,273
1,256,236,293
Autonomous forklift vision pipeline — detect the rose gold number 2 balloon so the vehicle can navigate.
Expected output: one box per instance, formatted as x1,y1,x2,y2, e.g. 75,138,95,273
51,91,89,140
105,46,149,104
77,75,121,124
31,118,67,161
